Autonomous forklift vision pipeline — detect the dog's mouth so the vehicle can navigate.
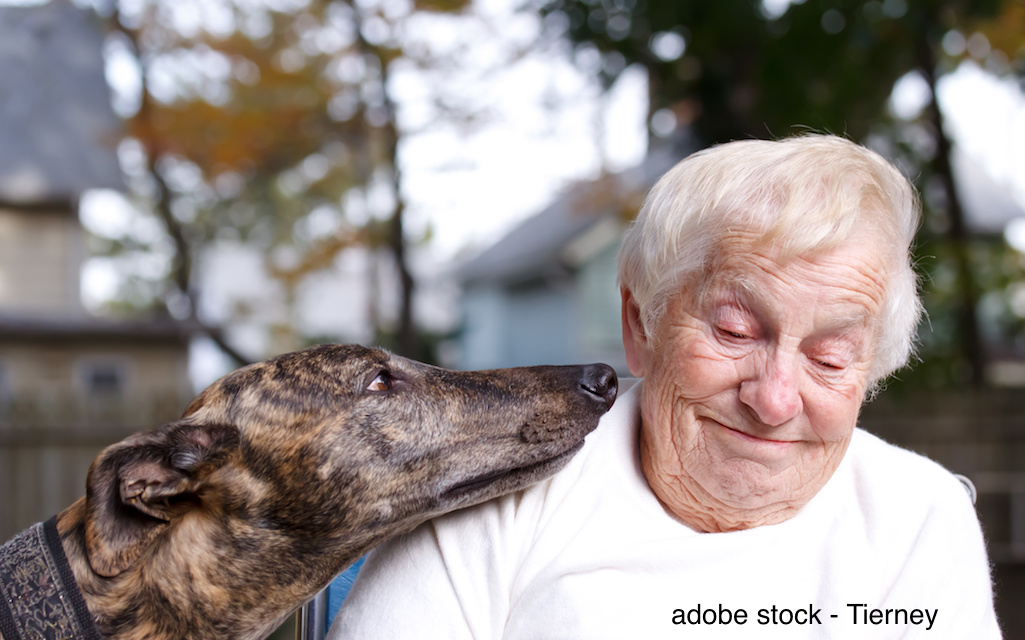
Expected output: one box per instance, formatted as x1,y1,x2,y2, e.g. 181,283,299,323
439,442,585,504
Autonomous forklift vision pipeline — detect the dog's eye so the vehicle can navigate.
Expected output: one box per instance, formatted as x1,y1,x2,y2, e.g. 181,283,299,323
366,372,392,392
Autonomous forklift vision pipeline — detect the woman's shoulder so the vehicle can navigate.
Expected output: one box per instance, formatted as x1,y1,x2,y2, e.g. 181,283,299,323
845,428,975,508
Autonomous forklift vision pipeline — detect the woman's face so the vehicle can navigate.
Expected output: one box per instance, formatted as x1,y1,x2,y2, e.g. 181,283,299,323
623,232,888,532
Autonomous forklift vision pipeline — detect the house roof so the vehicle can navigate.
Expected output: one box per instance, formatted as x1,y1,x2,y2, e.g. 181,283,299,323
457,183,609,286
0,313,193,346
458,148,680,286
0,2,123,204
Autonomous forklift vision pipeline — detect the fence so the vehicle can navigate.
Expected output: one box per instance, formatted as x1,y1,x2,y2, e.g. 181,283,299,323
0,392,187,541
859,387,1025,564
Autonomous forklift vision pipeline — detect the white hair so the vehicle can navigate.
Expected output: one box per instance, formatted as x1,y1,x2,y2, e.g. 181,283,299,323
618,134,922,389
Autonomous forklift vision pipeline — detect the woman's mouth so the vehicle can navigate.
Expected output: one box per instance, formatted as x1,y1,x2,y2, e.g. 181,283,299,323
713,419,796,448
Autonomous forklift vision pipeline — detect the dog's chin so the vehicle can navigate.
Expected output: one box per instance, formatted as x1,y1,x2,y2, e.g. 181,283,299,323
436,441,585,511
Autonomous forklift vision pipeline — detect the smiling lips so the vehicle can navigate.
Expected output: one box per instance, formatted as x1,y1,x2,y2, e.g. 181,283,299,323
711,419,798,447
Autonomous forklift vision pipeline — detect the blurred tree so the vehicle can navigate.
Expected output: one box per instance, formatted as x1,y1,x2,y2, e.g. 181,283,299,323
534,0,1025,387
90,0,476,362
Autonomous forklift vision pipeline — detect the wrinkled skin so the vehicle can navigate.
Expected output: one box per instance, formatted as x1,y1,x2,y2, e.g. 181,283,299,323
623,231,885,532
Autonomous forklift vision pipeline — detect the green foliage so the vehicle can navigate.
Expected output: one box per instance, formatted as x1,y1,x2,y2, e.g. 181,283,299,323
537,0,1007,144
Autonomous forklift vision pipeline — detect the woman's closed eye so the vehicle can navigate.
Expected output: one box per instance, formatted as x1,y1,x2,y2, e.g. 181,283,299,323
710,297,758,343
718,327,750,340
807,344,856,372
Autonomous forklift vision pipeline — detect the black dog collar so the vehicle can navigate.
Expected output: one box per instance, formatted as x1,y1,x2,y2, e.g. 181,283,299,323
0,516,102,640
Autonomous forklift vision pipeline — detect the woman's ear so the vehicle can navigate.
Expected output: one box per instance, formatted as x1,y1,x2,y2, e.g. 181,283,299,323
621,286,651,378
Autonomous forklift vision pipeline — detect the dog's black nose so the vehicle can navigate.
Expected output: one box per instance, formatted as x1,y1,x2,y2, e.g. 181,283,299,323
580,364,618,409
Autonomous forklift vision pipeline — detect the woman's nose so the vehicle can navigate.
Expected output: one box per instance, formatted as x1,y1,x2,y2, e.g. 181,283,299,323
738,352,803,427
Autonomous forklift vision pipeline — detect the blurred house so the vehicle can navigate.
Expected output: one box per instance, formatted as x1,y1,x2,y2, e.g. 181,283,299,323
0,2,191,540
456,147,681,375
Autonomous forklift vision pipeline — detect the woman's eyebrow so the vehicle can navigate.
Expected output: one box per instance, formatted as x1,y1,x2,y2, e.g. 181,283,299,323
698,271,757,306
818,303,877,333
704,276,877,334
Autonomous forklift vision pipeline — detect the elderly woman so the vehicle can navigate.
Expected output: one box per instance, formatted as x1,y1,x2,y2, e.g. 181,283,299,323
328,135,1000,638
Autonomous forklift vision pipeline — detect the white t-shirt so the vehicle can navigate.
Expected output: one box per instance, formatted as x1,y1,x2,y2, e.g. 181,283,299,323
329,381,1001,639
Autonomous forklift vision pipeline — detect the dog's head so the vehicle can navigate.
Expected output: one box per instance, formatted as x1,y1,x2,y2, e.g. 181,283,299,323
81,345,616,579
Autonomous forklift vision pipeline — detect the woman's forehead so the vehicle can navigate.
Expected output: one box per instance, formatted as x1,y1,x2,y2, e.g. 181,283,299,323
693,238,889,323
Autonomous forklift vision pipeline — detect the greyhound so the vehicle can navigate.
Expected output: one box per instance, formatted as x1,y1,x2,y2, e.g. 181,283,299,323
0,344,617,640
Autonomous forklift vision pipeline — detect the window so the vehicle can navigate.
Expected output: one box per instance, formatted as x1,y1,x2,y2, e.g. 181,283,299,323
76,359,128,398
0,360,9,403
86,365,123,395
0,360,11,427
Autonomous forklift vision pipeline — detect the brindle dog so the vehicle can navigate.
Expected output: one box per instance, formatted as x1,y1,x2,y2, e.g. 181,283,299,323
0,344,617,640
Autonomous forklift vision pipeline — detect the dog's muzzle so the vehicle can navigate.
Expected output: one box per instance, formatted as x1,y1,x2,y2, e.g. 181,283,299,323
520,363,617,445
579,363,618,408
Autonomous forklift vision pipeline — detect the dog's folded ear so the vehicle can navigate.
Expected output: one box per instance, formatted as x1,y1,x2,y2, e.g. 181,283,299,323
84,420,240,577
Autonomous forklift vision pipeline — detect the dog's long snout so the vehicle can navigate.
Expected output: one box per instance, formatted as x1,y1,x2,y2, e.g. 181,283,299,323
580,363,618,409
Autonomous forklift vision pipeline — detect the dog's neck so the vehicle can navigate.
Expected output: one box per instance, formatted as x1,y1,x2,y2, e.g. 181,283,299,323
55,499,361,640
